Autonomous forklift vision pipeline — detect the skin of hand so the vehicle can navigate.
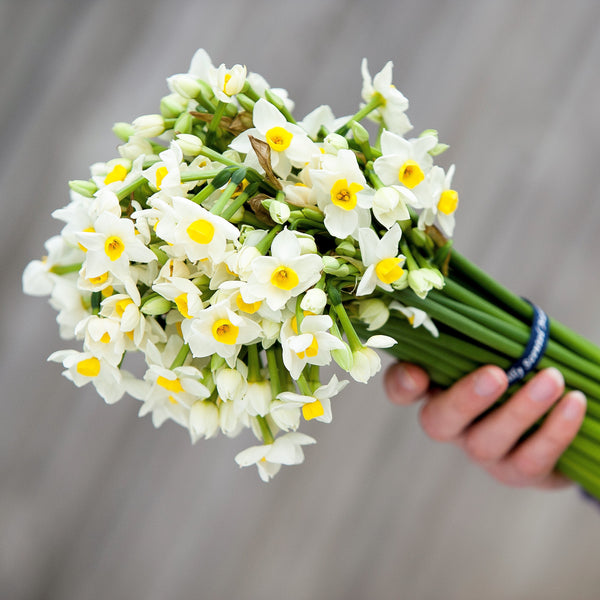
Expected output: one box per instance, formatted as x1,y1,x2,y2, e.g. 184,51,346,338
384,364,587,489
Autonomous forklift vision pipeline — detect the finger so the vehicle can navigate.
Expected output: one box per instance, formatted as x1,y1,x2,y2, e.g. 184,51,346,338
535,471,573,490
384,363,430,406
419,365,507,442
461,368,564,464
488,391,587,487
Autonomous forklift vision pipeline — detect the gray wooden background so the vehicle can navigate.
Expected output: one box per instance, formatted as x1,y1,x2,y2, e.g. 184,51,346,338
3,1,600,598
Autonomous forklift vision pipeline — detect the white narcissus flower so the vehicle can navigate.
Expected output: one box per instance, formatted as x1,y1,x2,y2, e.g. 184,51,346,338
182,303,262,367
48,349,126,404
212,63,247,103
132,114,165,138
22,235,83,297
361,59,412,135
310,149,374,240
356,298,390,331
414,165,459,237
153,196,240,264
373,131,437,191
76,212,156,304
407,267,445,299
215,361,248,403
234,432,317,482
276,374,348,424
243,380,272,417
349,336,395,383
357,224,406,296
142,143,192,198
300,288,327,314
243,229,322,311
372,186,416,229
297,104,348,139
118,135,155,161
152,276,204,320
229,99,316,179
189,401,220,442
389,301,439,337
280,314,346,379
76,315,128,367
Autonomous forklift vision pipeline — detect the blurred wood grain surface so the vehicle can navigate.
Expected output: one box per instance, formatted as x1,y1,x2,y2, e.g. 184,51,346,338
2,1,600,598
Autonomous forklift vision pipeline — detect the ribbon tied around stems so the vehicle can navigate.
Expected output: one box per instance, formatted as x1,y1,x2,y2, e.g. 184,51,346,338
505,302,550,385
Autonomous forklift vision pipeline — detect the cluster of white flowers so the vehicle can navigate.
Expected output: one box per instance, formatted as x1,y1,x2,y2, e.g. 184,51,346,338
24,49,455,481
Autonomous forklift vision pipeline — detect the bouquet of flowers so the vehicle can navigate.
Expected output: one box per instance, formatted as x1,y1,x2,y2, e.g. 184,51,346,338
23,49,600,495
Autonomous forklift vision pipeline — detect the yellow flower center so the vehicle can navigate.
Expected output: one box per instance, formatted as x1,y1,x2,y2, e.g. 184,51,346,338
398,160,424,189
174,293,191,319
223,72,232,94
115,298,134,317
104,164,128,185
212,318,239,345
265,126,293,152
76,357,101,377
437,189,459,215
236,294,261,314
102,286,114,298
168,396,178,405
375,258,404,284
408,315,415,326
100,332,111,344
330,179,363,211
270,266,299,291
302,400,324,421
155,166,169,190
125,330,135,341
89,272,108,285
105,236,125,261
157,376,184,393
187,219,215,244
296,335,319,359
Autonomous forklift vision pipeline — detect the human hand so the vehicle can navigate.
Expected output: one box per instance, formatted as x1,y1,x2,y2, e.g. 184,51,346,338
384,364,587,489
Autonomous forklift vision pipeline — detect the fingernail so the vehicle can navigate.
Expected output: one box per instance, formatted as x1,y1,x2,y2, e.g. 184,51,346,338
562,391,586,420
528,368,564,402
473,367,506,397
394,364,419,392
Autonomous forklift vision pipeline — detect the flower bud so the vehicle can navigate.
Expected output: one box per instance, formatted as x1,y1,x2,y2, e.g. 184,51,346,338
269,200,290,224
244,381,272,417
140,296,172,316
269,401,300,432
68,179,98,198
167,74,202,99
118,135,154,160
350,347,381,383
174,112,193,135
300,288,327,314
283,182,316,208
302,208,324,222
332,343,353,372
372,186,411,229
219,401,246,438
295,233,318,255
356,299,389,331
324,133,348,153
350,120,369,145
132,114,165,138
112,121,135,142
190,400,220,440
336,240,356,257
407,267,444,299
215,368,247,402
160,93,189,118
175,133,204,156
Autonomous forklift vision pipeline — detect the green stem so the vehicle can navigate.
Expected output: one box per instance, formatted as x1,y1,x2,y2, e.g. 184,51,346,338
266,347,282,399
255,225,283,255
50,263,82,275
116,176,145,201
256,415,275,444
169,344,190,369
335,94,384,136
207,101,228,136
180,169,223,183
246,344,262,383
400,241,419,271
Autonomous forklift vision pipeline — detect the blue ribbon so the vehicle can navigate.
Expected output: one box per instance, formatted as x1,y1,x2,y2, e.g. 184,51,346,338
505,303,550,385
